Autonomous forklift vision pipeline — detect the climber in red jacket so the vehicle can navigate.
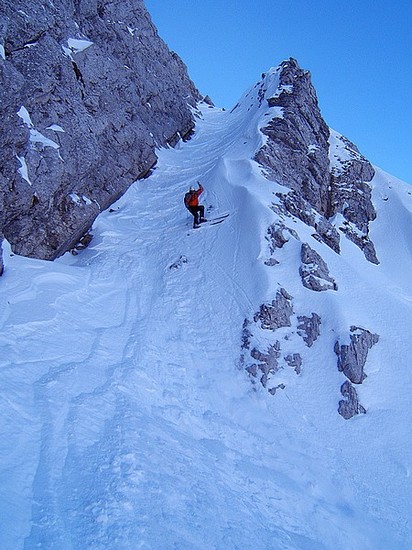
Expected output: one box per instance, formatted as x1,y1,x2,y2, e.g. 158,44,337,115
184,182,207,228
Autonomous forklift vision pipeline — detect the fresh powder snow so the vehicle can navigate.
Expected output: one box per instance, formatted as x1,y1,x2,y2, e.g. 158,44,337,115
1,73,412,549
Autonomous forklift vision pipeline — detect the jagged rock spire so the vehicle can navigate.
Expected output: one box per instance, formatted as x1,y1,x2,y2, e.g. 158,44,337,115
255,58,378,263
255,58,331,214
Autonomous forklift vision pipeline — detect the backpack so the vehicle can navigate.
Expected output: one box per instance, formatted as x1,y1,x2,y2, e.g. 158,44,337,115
184,190,197,208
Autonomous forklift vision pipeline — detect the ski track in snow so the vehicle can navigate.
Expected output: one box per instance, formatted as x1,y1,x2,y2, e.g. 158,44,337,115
1,102,412,549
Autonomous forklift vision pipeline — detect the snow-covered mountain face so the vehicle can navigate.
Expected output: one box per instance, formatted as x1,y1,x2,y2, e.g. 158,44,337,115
235,60,382,413
1,36,412,550
0,0,200,260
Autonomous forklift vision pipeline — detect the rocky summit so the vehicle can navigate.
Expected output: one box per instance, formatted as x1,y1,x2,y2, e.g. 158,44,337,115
256,59,378,264
0,0,200,259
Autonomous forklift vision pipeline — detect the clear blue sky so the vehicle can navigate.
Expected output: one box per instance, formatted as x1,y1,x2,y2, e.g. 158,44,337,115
145,0,411,185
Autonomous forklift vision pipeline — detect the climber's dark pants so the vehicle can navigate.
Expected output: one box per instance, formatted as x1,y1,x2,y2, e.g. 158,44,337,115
188,205,204,227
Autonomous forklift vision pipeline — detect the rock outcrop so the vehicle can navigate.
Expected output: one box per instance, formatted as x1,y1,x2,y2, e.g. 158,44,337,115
255,59,331,214
241,288,323,396
335,326,379,419
253,288,294,331
271,191,341,253
248,342,281,389
297,313,321,347
284,353,302,375
256,59,378,263
0,0,200,259
335,326,379,385
338,381,366,420
264,222,299,266
267,222,290,251
299,243,337,292
242,288,295,394
329,131,379,264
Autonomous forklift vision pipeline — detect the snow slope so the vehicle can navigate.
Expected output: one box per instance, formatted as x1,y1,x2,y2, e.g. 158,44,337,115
1,72,412,549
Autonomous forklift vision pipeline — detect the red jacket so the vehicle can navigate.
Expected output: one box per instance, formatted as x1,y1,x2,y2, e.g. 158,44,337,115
184,184,203,208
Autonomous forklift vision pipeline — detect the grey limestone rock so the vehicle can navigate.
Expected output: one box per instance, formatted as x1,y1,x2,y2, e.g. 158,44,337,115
264,258,280,267
266,222,290,251
242,293,321,394
243,289,300,393
330,133,379,264
70,231,93,255
268,383,286,396
330,133,376,231
338,381,366,420
339,221,379,264
265,222,299,265
255,59,331,214
273,192,341,254
241,318,252,351
299,243,337,292
0,0,201,259
313,215,341,253
253,288,294,331
266,221,299,251
284,353,302,374
297,313,321,347
249,342,281,388
255,58,378,264
202,95,214,107
334,326,379,384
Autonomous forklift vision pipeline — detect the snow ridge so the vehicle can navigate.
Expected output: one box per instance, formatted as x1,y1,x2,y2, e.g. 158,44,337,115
1,80,412,549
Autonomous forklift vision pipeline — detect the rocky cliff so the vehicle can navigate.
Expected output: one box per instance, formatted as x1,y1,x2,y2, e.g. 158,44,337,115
0,0,201,260
256,59,378,264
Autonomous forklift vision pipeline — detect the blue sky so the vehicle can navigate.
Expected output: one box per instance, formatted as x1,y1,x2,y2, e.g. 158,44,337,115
145,0,411,184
